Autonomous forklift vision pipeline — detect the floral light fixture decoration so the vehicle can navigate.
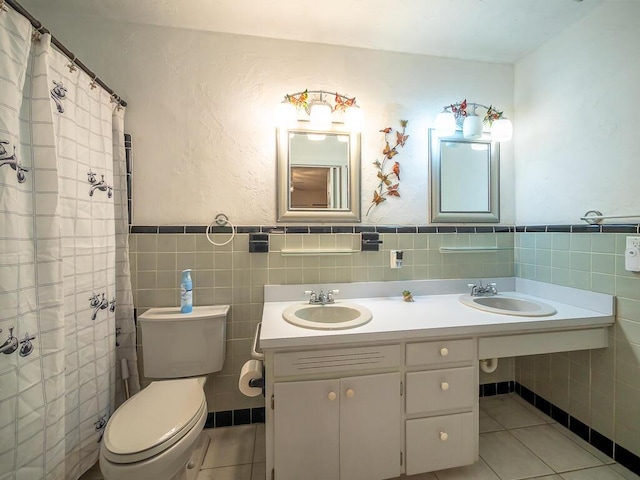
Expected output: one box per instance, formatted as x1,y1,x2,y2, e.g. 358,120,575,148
367,120,409,216
274,89,364,132
435,99,513,141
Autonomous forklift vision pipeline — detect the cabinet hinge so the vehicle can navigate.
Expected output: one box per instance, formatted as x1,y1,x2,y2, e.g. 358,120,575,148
271,468,275,480
400,381,404,396
271,394,275,410
400,451,403,466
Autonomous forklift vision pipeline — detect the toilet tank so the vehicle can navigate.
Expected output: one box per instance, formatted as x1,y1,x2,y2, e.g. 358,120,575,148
138,305,229,378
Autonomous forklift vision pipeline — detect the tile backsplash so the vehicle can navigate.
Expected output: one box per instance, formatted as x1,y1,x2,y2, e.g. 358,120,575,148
127,224,640,465
129,227,514,413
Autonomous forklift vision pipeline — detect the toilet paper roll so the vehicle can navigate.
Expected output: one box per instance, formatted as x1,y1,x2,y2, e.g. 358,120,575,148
239,359,263,397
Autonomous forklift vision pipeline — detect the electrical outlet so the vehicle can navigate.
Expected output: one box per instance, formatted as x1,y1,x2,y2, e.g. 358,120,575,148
625,236,640,272
627,236,640,250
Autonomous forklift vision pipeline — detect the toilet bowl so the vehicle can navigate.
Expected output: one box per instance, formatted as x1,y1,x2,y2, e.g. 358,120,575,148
100,378,209,480
99,305,230,480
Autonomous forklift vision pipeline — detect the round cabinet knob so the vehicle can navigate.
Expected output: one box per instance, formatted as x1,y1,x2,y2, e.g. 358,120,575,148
440,347,449,357
441,381,450,391
328,391,337,401
346,389,355,399
440,431,449,442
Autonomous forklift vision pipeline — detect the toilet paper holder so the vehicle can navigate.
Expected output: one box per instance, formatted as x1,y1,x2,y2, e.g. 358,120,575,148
249,376,264,389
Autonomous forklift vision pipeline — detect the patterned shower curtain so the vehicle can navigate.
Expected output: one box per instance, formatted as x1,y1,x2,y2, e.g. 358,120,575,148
0,6,137,479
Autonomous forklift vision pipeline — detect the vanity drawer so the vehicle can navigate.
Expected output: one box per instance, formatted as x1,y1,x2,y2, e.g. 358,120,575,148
406,338,474,367
405,412,476,475
406,366,475,415
274,345,400,377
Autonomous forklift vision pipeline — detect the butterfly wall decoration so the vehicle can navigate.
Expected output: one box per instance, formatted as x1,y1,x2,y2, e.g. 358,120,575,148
367,120,409,216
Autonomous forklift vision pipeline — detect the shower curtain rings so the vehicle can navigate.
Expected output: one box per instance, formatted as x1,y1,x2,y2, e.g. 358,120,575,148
90,75,98,90
0,1,8,13
67,55,78,73
110,93,123,111
206,213,236,247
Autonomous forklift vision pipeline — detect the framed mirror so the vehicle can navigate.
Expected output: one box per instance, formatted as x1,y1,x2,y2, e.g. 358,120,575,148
277,121,361,222
429,128,500,223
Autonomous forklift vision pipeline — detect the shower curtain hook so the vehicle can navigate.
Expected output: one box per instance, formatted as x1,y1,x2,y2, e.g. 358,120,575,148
110,93,123,111
0,1,8,13
67,55,78,73
90,75,98,90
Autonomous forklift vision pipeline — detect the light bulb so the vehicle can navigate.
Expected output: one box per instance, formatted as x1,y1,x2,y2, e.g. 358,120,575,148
344,105,364,132
275,101,296,128
491,118,513,142
309,101,332,130
462,115,483,139
435,111,456,137
307,133,326,141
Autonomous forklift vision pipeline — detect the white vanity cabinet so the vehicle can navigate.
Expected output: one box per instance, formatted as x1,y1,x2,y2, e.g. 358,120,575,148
262,279,614,479
271,346,402,480
404,338,478,475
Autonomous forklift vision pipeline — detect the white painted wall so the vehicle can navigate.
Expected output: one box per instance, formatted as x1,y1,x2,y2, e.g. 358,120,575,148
514,1,640,225
19,10,515,226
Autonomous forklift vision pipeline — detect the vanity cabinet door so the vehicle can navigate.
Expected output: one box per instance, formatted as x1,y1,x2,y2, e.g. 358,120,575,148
274,379,340,480
340,372,402,480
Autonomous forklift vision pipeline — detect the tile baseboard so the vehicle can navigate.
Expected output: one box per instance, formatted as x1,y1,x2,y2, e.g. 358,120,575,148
205,407,265,429
515,382,640,475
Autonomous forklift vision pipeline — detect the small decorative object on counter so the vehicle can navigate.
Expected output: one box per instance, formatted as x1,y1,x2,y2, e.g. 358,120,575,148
402,290,414,302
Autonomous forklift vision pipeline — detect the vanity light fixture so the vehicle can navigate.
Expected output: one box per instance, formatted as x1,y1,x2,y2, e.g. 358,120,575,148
435,99,513,141
275,89,364,132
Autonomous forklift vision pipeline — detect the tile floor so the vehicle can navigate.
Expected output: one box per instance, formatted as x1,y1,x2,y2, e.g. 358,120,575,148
81,394,640,480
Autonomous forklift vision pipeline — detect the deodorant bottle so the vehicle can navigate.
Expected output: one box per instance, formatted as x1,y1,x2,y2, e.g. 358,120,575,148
180,269,193,313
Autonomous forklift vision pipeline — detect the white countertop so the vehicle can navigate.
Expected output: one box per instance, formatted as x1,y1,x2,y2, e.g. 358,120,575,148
260,278,615,349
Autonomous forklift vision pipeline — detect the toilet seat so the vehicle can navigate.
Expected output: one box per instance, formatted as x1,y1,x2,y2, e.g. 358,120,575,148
102,378,206,464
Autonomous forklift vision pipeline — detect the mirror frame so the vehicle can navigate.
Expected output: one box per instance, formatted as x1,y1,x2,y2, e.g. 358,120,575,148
429,128,500,223
277,121,361,222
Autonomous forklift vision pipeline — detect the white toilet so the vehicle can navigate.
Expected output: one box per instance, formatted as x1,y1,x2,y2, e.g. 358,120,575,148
100,305,229,480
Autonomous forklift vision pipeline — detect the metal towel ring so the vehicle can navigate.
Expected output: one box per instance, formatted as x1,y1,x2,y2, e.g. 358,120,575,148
206,213,236,246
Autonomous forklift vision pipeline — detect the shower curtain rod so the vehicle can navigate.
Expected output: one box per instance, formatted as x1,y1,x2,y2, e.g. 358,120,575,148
4,0,127,107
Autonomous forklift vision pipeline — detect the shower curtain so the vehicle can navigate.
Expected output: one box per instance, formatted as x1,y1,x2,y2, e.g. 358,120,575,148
0,7,138,479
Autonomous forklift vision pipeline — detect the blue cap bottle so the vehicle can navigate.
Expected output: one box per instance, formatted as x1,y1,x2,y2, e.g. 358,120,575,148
180,269,193,313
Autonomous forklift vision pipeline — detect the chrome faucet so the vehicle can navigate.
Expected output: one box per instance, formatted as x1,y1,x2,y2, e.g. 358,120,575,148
305,289,339,305
468,281,498,297
90,293,109,320
0,142,29,183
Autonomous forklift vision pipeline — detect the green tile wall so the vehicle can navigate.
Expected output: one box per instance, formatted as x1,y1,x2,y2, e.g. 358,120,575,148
515,232,640,458
129,231,514,412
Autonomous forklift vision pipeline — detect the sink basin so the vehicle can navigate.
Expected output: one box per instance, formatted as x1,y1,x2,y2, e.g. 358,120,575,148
282,302,372,330
459,294,557,317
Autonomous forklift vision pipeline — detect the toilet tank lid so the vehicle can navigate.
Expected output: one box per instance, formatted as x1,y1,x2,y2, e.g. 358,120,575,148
139,305,230,322
103,378,205,456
